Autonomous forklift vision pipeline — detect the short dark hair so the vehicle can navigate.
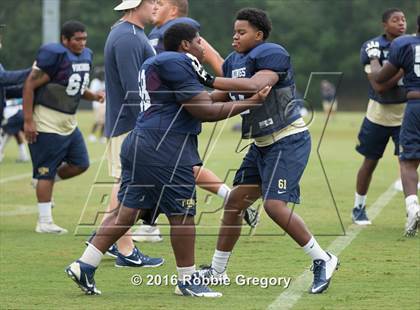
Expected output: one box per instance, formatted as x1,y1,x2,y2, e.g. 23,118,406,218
61,20,86,40
236,8,272,40
169,0,189,17
382,8,403,22
163,23,198,52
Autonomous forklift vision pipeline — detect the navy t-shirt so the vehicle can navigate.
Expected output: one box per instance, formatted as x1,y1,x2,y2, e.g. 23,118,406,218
34,43,92,114
104,21,156,137
133,52,205,166
388,34,420,93
360,34,406,104
148,17,200,54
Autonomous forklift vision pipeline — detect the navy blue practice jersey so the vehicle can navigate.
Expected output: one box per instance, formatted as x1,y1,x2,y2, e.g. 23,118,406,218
223,42,301,138
34,43,92,114
388,34,420,93
148,17,200,54
361,35,406,104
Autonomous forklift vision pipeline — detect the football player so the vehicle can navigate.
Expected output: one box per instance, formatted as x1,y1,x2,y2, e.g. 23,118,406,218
193,8,339,294
65,22,270,297
367,15,420,236
353,8,407,225
23,21,104,234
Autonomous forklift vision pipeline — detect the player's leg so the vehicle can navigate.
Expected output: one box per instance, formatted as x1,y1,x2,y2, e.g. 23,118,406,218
399,103,420,236
194,165,259,227
29,132,69,234
15,131,30,162
260,131,338,294
353,118,391,225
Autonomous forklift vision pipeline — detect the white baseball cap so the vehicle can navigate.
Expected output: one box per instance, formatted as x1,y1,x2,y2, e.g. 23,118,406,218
114,0,142,11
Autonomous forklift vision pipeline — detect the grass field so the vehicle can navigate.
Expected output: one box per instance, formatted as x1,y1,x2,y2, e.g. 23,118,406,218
0,111,419,310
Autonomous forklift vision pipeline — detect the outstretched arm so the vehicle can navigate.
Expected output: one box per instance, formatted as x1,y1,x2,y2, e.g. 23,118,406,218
201,37,224,77
369,59,400,84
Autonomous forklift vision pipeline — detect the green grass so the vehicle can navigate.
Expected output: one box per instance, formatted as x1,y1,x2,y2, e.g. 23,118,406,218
0,111,419,310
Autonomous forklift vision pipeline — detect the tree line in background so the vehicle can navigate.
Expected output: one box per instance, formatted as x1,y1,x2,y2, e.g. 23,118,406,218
0,0,419,109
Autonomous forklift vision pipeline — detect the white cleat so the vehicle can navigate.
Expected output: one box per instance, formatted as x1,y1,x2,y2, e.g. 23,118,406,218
197,265,230,286
405,204,420,237
132,225,163,243
35,221,68,234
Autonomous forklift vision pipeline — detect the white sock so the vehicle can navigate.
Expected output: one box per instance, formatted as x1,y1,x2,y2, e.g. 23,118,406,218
38,202,53,223
80,243,104,268
405,195,419,209
354,193,367,208
176,265,196,282
211,249,231,273
18,143,28,157
217,184,231,199
303,236,330,261
54,173,62,182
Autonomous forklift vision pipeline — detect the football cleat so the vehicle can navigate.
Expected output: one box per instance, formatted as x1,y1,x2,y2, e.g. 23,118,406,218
85,231,119,258
244,207,260,228
35,221,68,234
65,260,101,295
197,265,230,285
310,252,339,294
174,273,222,297
404,204,420,237
352,205,371,225
132,224,163,243
115,246,164,268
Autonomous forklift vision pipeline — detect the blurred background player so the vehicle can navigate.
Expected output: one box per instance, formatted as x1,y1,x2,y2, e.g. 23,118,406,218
320,79,338,118
88,67,106,144
23,20,104,234
0,98,30,163
368,15,420,236
98,0,163,266
352,8,407,225
193,8,339,294
65,22,270,297
134,0,259,242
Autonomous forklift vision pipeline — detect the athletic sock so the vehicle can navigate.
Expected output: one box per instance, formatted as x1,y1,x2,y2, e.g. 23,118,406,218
176,265,196,282
405,195,419,209
38,202,53,223
80,243,104,268
18,143,28,159
303,236,330,261
217,184,231,199
211,249,231,273
354,193,367,208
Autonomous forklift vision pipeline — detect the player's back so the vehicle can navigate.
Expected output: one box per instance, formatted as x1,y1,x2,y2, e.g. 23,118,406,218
388,34,420,92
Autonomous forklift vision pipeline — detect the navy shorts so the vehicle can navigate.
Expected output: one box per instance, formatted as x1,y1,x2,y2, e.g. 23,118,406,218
356,117,400,160
118,132,197,218
233,130,311,204
399,101,420,161
28,128,89,179
2,110,23,135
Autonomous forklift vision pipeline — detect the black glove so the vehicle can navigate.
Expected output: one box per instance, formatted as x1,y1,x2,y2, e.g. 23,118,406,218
186,53,215,87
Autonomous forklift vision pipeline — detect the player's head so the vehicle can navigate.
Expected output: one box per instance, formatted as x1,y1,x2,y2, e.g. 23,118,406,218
382,8,406,38
153,0,188,26
114,0,158,26
163,23,204,61
61,21,87,55
233,8,272,53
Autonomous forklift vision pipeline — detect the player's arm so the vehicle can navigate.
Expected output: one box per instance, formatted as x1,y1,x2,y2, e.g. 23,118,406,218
367,64,403,93
200,37,224,77
183,85,271,122
82,89,105,103
22,67,50,143
369,59,399,83
209,90,229,102
0,67,31,86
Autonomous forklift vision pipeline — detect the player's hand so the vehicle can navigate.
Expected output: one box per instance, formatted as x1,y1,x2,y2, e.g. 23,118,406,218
186,53,215,87
95,91,105,103
24,119,38,144
365,41,381,59
250,85,272,104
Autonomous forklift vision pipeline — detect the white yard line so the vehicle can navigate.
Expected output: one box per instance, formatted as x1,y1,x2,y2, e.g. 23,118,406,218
0,205,38,217
267,182,398,310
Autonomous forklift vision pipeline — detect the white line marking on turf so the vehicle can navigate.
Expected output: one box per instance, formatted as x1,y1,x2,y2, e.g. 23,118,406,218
0,205,38,217
267,182,398,310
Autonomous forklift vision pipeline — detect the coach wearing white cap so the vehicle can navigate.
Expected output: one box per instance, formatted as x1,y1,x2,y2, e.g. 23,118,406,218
99,0,162,266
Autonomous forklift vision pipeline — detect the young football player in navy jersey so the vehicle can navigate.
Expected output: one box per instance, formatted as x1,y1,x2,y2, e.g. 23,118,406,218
23,21,104,234
193,8,339,294
65,22,271,297
353,8,407,225
132,0,258,241
367,15,420,236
